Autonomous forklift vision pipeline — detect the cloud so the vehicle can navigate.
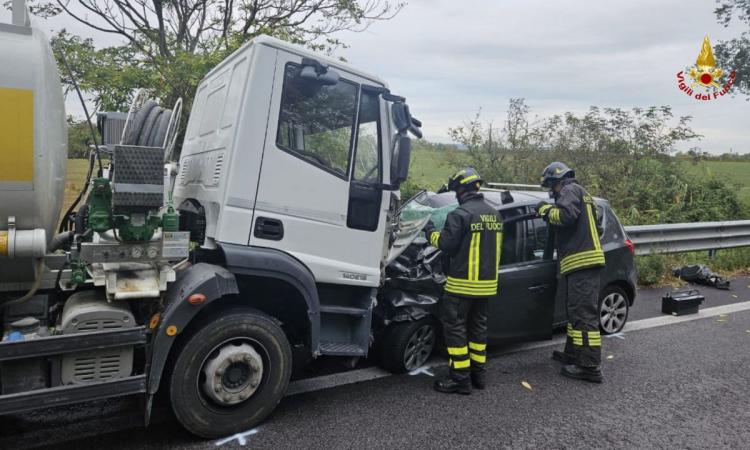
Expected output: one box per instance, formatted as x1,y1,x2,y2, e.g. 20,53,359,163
337,0,749,152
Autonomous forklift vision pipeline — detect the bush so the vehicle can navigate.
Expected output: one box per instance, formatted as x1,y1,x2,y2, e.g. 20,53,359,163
636,255,666,285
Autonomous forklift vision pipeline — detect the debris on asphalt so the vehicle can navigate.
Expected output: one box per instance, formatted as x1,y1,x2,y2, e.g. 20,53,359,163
731,294,738,298
606,355,614,360
408,366,435,377
672,265,730,290
521,381,533,391
716,314,729,323
661,289,704,316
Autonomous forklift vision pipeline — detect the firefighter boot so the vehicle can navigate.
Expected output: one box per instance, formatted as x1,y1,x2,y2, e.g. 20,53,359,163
561,364,603,383
434,377,471,395
470,371,486,390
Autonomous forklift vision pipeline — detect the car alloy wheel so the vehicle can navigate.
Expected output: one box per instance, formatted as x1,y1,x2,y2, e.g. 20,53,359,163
600,290,628,334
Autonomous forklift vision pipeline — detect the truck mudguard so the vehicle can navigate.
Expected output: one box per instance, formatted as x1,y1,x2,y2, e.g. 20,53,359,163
220,243,321,355
147,262,238,393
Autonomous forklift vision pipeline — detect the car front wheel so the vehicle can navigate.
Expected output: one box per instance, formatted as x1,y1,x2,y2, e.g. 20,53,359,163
378,318,437,373
599,285,629,334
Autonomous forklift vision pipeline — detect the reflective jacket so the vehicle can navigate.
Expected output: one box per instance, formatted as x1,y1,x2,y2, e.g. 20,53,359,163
539,179,604,275
428,193,503,297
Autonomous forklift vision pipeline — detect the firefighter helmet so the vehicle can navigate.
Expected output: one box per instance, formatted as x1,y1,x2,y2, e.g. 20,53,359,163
447,168,483,192
540,162,575,188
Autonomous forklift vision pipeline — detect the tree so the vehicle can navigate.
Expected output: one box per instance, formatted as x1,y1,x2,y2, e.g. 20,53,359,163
27,1,403,111
714,0,750,97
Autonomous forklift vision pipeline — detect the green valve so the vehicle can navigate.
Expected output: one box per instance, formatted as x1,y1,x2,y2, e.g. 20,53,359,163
70,260,87,285
162,204,179,232
88,178,113,233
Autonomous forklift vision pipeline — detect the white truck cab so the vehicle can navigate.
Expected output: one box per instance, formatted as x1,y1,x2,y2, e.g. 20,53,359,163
173,35,420,362
175,36,408,287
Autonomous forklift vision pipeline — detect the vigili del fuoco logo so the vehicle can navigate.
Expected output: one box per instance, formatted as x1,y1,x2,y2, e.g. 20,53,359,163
676,35,736,101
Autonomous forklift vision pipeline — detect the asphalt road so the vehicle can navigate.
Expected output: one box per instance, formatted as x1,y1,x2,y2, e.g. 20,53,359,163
3,277,750,450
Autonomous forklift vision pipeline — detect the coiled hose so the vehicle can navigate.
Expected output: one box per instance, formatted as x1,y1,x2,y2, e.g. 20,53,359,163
123,99,173,148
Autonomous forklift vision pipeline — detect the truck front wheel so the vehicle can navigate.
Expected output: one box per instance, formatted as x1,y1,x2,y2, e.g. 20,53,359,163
169,309,292,438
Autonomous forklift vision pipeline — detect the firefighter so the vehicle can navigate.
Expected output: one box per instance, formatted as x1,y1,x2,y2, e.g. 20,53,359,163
424,168,503,394
536,162,605,383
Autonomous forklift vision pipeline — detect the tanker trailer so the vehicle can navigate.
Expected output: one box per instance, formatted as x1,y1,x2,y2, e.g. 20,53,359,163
0,0,66,294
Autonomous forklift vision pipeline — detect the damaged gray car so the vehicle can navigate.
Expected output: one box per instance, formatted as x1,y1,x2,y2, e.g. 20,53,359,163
374,188,637,373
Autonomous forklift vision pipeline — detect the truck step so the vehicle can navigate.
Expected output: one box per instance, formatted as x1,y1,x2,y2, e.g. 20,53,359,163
319,342,366,356
319,305,369,317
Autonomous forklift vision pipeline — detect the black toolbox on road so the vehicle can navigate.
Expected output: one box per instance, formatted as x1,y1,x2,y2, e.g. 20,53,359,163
662,289,705,316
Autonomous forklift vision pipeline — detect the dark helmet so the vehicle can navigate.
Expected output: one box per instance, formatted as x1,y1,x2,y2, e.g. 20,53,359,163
540,162,575,188
447,167,483,192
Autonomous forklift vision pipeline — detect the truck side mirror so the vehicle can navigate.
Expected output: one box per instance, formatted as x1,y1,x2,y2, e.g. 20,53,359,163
393,135,411,187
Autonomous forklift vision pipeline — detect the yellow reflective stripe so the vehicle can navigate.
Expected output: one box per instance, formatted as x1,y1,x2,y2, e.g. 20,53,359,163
461,174,479,184
470,353,486,363
453,359,471,369
468,232,477,281
0,231,7,256
586,204,602,251
561,249,604,265
495,231,502,272
473,232,481,280
561,259,605,274
430,231,440,248
548,209,558,224
445,286,498,296
561,255,605,273
446,277,497,287
538,204,552,214
447,346,468,356
469,342,486,351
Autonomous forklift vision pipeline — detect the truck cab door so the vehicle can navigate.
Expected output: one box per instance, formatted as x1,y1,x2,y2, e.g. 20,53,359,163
488,208,557,342
249,52,390,287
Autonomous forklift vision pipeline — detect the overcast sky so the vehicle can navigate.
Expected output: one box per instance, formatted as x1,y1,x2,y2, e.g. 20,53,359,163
12,0,748,154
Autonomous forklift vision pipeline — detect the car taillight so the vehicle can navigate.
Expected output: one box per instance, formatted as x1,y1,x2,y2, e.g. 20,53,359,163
625,239,635,255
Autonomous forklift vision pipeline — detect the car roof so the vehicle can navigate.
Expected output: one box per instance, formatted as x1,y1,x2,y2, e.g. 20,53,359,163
426,189,609,211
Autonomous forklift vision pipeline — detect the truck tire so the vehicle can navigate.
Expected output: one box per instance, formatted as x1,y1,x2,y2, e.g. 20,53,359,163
169,309,292,438
378,318,437,374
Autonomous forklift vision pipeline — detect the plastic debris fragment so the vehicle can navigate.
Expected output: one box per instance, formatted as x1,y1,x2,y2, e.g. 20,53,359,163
521,381,532,391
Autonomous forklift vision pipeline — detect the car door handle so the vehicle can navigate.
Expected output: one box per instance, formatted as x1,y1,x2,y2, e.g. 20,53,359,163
528,284,550,293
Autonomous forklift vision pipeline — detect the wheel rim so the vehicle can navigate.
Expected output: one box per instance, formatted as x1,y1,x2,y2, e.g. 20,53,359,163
403,324,436,371
200,340,264,406
600,292,628,333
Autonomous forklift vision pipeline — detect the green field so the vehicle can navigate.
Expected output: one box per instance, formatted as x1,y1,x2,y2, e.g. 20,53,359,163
681,160,750,207
63,159,91,216
65,156,750,212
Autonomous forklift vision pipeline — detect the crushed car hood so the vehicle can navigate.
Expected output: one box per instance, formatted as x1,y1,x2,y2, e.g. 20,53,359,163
385,216,431,266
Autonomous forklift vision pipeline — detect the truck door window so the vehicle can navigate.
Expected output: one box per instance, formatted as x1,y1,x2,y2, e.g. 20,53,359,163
276,63,357,178
353,91,381,183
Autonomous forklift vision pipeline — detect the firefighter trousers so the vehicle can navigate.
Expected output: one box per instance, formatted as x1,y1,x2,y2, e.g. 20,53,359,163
562,267,602,367
439,294,488,381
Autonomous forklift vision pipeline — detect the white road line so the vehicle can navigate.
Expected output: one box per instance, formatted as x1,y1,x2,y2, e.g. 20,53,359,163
285,300,750,396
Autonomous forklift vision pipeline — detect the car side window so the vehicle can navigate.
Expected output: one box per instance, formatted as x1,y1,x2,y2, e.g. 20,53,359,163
276,63,358,178
525,217,549,261
499,207,525,266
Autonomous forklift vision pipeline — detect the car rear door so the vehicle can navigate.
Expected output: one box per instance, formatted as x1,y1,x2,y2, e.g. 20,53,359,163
488,207,557,342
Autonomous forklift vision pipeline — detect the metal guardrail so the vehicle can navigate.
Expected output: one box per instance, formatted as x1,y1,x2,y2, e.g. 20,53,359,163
624,220,750,256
